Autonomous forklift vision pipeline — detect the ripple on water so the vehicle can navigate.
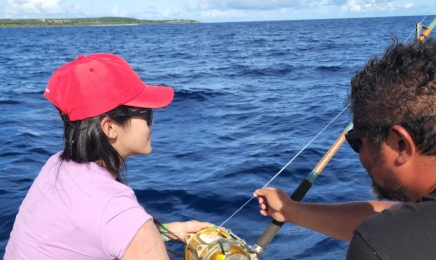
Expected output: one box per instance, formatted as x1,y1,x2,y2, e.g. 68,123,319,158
0,17,423,258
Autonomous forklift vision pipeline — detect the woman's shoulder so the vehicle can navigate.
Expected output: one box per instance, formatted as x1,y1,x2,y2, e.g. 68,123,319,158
40,152,134,200
66,160,134,198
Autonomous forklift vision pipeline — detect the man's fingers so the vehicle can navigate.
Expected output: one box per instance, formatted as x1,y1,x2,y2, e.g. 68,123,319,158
254,187,278,197
257,195,267,204
254,189,266,198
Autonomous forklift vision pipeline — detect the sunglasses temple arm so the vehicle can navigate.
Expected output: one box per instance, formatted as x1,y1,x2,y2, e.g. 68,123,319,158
254,122,354,257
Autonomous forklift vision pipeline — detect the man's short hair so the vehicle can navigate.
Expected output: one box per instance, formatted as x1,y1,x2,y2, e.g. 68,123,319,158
348,37,436,155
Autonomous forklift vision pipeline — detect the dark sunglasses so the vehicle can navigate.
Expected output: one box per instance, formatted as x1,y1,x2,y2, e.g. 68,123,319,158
115,108,153,126
345,129,367,153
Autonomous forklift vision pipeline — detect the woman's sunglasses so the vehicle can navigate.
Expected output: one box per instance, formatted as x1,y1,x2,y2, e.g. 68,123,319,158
115,108,153,126
345,129,367,153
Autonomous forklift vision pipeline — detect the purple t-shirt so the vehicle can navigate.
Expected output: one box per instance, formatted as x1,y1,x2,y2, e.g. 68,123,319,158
5,152,152,260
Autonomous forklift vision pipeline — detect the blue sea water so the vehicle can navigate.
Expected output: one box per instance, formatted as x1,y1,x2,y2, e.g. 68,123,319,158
0,16,429,259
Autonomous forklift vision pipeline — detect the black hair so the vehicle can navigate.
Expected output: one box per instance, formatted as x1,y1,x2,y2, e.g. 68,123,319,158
348,37,436,155
59,105,131,183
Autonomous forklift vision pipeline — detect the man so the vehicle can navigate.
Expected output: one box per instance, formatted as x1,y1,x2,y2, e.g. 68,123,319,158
254,38,436,259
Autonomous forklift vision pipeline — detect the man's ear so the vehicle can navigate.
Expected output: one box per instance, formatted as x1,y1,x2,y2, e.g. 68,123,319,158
101,117,117,140
387,125,416,165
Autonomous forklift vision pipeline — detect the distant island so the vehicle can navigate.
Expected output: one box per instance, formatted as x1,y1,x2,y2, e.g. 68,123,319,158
0,17,202,28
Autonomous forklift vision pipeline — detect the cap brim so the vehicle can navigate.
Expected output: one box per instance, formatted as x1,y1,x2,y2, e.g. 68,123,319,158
125,84,174,108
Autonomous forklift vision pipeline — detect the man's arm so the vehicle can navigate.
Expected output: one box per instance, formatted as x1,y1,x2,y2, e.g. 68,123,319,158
254,187,401,241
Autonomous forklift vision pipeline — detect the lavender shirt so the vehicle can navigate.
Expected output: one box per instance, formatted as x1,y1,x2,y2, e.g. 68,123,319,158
5,152,152,260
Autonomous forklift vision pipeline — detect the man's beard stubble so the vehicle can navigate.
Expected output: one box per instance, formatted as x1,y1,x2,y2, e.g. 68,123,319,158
370,179,410,202
363,146,412,202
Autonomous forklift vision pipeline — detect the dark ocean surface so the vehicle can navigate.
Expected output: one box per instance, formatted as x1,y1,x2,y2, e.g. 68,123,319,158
0,16,428,259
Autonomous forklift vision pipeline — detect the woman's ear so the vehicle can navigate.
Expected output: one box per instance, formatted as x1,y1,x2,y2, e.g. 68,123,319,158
101,117,117,140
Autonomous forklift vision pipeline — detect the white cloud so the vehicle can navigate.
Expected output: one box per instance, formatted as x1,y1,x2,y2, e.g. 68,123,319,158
71,3,81,11
384,2,395,11
197,0,306,11
111,5,127,16
340,0,396,13
163,7,181,17
346,0,361,11
0,0,431,22
5,0,67,15
113,5,119,15
279,7,289,14
200,8,247,17
135,6,182,19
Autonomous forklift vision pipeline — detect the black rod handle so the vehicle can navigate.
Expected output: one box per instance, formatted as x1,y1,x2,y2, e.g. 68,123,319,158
255,179,313,251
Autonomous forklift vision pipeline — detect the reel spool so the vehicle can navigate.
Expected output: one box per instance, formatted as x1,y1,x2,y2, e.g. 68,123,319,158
184,227,259,260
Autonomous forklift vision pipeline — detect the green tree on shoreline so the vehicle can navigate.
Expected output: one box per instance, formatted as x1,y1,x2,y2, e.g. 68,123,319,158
0,17,202,28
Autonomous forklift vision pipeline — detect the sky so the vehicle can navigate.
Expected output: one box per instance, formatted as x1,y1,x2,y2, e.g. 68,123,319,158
0,0,434,23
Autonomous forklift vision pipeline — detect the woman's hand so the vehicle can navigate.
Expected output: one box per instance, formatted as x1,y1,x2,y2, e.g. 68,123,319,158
166,220,215,242
253,187,293,222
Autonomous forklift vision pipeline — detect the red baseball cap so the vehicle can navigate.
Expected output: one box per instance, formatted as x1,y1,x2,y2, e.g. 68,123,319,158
44,53,174,121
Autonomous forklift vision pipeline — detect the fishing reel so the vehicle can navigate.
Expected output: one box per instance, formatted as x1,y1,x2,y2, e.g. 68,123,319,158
184,227,260,260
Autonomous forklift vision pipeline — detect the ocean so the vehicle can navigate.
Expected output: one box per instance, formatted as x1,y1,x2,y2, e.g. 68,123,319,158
0,16,428,259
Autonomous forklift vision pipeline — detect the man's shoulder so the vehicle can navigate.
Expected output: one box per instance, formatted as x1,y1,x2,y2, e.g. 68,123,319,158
352,198,436,260
360,196,436,231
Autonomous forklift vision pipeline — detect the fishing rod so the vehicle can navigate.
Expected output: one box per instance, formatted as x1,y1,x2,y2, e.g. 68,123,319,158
184,107,350,260
253,122,352,256
417,18,436,42
183,122,353,260
183,16,436,260
252,15,436,257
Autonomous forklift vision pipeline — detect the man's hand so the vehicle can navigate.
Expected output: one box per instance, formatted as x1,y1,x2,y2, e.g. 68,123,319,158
253,187,293,222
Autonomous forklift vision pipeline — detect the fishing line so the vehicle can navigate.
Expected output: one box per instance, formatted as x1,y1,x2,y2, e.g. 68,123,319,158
404,3,436,43
418,3,436,25
216,104,350,229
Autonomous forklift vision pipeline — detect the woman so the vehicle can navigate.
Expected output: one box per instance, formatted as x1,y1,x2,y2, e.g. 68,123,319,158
5,53,213,259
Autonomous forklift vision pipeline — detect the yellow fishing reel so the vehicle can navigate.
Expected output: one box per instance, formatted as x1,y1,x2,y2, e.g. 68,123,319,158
184,227,259,260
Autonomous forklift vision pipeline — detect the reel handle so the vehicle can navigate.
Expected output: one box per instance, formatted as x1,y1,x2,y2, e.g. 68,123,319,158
255,179,312,254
